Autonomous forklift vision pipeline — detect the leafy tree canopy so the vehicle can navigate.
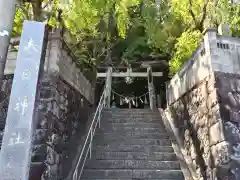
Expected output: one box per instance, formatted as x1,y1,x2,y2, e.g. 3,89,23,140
13,0,240,76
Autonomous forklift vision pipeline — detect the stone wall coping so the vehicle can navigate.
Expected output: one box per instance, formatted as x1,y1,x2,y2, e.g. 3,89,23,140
203,28,218,35
60,38,86,75
4,29,92,103
7,30,88,80
167,30,240,105
168,44,203,89
167,42,210,105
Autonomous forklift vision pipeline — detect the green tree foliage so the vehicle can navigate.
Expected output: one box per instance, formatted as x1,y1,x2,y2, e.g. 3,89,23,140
12,0,240,77
214,0,240,36
13,0,63,36
169,0,240,74
169,30,202,75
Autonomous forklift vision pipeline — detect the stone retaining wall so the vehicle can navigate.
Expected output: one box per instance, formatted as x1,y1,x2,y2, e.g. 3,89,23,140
32,74,92,180
0,29,95,179
166,74,222,179
214,72,240,179
165,29,240,180
0,75,13,134
0,74,93,180
5,29,93,104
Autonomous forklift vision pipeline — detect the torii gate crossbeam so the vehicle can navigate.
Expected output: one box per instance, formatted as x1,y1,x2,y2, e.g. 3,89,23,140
97,68,163,78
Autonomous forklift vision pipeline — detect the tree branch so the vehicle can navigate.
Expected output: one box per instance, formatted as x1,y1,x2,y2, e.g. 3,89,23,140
188,0,198,27
31,0,43,21
199,0,210,31
17,4,30,19
42,0,52,9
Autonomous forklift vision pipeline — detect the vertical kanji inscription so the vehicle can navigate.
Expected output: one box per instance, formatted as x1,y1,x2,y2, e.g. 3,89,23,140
0,21,47,180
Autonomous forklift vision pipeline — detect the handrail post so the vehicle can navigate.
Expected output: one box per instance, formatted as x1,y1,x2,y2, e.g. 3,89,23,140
98,110,101,128
89,128,93,159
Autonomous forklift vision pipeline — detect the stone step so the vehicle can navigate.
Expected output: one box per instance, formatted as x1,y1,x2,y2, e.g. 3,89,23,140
91,151,177,161
105,113,160,116
93,145,174,153
103,112,160,117
82,169,184,179
94,138,171,146
100,122,164,128
105,115,161,119
103,108,154,113
104,111,160,114
104,112,160,116
97,127,166,134
96,130,167,135
85,160,180,170
104,118,161,123
81,179,182,180
94,132,169,139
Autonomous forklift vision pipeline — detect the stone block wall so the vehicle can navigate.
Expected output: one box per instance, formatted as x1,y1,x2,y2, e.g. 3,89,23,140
0,29,95,179
165,29,240,180
167,44,211,105
167,74,229,179
32,74,92,180
214,72,240,179
0,74,92,180
5,29,93,104
0,75,13,136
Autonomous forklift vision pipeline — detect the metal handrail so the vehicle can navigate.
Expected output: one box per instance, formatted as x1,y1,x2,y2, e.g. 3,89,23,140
72,87,107,180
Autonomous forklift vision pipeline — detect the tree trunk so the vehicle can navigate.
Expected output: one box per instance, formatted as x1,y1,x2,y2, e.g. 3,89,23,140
0,0,17,88
32,0,42,21
91,68,97,106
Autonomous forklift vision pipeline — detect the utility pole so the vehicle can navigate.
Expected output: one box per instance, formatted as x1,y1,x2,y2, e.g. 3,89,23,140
0,0,17,87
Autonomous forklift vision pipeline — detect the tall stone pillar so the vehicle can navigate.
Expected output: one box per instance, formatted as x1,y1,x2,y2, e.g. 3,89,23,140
0,21,47,180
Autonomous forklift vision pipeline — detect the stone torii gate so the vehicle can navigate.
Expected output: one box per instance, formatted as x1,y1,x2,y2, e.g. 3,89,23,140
97,66,163,110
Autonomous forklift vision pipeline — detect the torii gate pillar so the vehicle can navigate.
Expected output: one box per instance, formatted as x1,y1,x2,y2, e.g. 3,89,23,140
147,67,156,110
105,67,112,108
98,66,161,109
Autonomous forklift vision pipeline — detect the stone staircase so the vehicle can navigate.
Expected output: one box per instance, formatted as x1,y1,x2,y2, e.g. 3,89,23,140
81,109,184,180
